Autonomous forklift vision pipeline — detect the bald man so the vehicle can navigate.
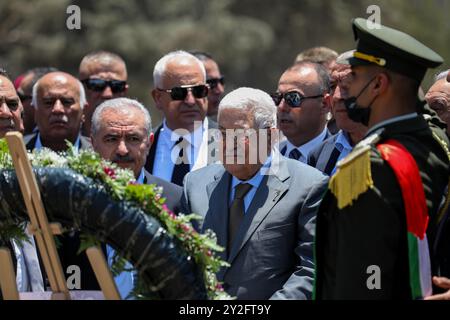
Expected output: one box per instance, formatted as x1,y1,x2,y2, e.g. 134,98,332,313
26,71,90,152
79,51,128,136
0,70,24,138
426,71,450,136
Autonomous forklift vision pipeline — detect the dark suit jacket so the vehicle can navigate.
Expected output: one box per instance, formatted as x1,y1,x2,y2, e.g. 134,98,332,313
279,129,332,158
22,132,93,289
24,133,92,152
181,155,329,299
143,170,182,214
144,119,218,174
315,115,450,299
307,133,341,176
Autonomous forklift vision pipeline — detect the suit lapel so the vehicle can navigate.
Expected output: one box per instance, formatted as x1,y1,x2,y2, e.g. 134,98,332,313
25,133,37,151
227,157,290,265
203,168,230,262
145,125,162,174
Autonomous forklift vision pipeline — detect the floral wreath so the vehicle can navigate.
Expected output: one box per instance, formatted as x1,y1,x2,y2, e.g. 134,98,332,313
0,138,230,300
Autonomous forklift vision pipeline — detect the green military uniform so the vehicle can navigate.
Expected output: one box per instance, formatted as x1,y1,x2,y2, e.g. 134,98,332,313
314,18,450,300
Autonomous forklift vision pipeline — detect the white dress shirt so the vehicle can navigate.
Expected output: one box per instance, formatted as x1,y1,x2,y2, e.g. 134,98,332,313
283,127,328,163
152,119,207,181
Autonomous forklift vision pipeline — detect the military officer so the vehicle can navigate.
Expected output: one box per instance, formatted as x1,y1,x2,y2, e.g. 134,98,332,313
314,18,450,300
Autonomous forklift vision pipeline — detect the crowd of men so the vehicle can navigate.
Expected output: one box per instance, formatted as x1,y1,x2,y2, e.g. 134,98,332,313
1,17,450,300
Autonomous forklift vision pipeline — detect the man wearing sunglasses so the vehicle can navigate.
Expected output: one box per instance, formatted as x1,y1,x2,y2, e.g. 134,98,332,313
146,50,217,186
190,51,226,123
274,61,332,164
79,50,128,136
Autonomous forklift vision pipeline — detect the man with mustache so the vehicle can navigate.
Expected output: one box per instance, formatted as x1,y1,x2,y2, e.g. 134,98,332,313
308,51,368,176
24,71,94,293
90,97,182,299
0,69,45,297
0,69,24,137
25,71,90,152
274,62,333,164
145,50,217,186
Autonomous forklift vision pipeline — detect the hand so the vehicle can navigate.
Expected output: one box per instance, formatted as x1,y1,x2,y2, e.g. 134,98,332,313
425,276,450,300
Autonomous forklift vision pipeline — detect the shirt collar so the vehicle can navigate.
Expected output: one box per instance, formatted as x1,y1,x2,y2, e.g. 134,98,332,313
35,133,81,151
366,113,418,137
335,131,353,153
286,127,328,158
161,118,206,148
136,168,145,184
231,155,272,190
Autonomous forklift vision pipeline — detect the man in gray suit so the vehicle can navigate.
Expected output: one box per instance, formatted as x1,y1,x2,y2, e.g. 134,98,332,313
181,87,328,299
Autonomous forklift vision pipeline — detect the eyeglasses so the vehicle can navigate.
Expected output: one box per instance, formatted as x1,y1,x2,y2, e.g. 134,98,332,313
271,91,323,108
157,84,209,101
206,76,225,89
81,78,127,93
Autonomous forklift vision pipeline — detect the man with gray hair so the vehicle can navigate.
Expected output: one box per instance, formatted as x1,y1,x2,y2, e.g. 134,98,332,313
25,71,90,152
145,50,217,186
91,97,182,212
425,69,450,137
181,87,328,299
90,97,182,299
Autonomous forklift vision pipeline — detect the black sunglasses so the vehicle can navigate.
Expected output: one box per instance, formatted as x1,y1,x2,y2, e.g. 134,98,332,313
271,91,323,108
81,78,127,93
157,84,209,101
206,76,225,89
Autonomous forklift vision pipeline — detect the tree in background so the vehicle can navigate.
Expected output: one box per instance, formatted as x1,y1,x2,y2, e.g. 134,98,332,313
1,0,448,126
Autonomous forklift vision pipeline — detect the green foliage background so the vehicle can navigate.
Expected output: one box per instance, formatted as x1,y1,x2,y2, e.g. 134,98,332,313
1,0,449,125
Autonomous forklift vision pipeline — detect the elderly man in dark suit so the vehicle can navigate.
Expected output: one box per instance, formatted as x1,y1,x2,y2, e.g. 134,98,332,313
25,71,91,152
181,87,328,299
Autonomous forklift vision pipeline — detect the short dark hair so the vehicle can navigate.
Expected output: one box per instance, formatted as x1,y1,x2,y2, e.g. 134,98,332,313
287,61,331,93
295,46,338,65
188,50,214,62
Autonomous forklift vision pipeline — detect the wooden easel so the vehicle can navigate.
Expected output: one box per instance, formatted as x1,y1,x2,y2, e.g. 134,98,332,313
0,132,120,300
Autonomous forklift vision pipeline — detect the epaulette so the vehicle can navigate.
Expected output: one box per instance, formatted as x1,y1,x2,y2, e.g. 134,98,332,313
329,131,382,209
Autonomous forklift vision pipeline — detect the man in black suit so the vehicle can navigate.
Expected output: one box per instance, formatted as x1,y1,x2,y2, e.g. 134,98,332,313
145,50,217,186
273,62,333,163
25,71,91,152
308,52,368,176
